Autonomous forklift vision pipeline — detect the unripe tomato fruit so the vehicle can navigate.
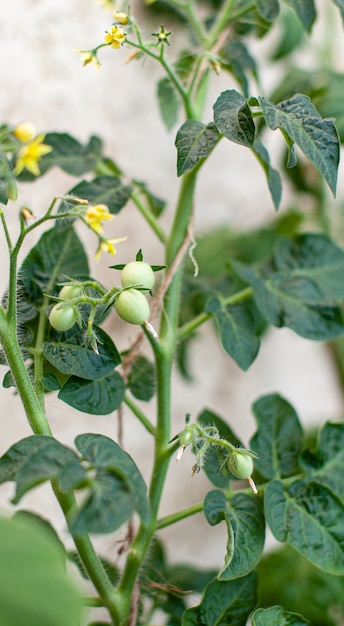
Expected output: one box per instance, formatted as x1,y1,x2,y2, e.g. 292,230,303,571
228,452,254,479
58,285,81,300
121,262,155,292
179,430,193,447
49,304,78,332
115,288,150,325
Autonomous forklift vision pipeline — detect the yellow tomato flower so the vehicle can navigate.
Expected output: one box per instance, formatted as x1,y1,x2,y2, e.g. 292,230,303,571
13,122,36,143
104,26,126,49
14,134,52,176
112,11,128,24
95,236,127,261
76,49,101,70
85,204,114,234
97,0,114,9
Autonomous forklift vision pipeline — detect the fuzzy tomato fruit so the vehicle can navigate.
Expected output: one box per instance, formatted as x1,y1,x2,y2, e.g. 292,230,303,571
179,430,193,447
58,285,81,300
121,261,155,292
49,303,77,332
228,451,254,479
115,288,150,325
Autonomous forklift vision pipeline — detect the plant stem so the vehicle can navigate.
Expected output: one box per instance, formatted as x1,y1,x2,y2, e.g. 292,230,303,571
157,501,203,529
205,0,255,50
124,393,156,435
131,190,167,243
178,286,253,341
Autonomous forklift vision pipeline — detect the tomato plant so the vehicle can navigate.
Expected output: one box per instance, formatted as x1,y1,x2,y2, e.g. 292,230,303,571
0,2,344,626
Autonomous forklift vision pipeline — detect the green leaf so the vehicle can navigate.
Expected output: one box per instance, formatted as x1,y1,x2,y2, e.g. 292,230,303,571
252,606,310,625
197,409,243,488
250,393,303,479
175,120,219,176
41,370,61,391
38,132,100,177
127,354,156,401
265,479,344,574
157,77,180,131
232,234,344,340
332,0,344,22
219,41,258,98
259,94,340,196
255,0,280,22
72,472,134,534
13,439,80,503
205,296,260,371
252,140,282,210
270,10,305,60
213,90,255,147
182,572,257,626
0,152,16,204
284,0,316,30
43,326,121,380
20,226,88,309
256,544,344,625
299,422,344,501
75,433,150,525
67,176,132,215
58,370,125,415
204,490,265,580
0,515,81,626
132,180,166,217
0,436,52,484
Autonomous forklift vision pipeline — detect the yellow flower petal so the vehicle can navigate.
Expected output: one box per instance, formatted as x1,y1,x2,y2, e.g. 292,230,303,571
112,11,128,24
85,204,114,234
95,236,127,261
14,134,52,176
13,122,36,143
104,26,126,49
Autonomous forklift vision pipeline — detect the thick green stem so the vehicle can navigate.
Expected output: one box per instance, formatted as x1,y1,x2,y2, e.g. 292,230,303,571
115,167,199,622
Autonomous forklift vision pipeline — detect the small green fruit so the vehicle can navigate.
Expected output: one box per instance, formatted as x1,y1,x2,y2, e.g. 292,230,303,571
115,288,150,325
58,285,81,300
228,451,254,479
179,429,193,447
49,304,77,332
121,261,155,292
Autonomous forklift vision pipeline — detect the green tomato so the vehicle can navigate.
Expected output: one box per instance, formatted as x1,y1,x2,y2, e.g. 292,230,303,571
49,303,78,332
58,285,81,299
228,451,254,479
121,261,155,292
115,288,150,325
179,430,193,447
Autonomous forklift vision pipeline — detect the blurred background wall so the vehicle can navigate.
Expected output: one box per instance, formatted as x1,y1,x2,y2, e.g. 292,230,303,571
0,0,344,616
